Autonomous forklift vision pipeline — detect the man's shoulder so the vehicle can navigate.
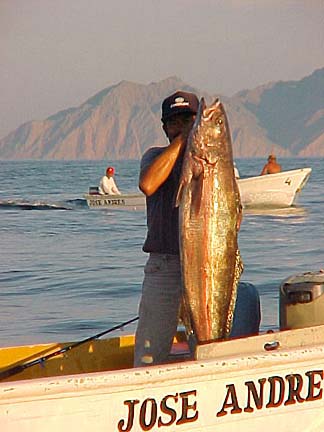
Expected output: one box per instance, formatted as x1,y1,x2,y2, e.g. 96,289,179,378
141,146,166,169
142,146,165,159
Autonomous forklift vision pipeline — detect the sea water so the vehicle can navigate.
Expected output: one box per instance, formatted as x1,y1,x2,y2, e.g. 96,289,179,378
0,158,323,347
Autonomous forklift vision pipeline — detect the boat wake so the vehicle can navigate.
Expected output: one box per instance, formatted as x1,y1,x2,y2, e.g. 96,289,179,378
0,198,87,211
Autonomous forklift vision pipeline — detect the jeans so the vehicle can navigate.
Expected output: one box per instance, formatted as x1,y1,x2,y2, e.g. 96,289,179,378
134,253,261,367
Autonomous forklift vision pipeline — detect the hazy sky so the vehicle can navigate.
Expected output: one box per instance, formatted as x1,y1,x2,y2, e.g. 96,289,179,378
1,0,323,138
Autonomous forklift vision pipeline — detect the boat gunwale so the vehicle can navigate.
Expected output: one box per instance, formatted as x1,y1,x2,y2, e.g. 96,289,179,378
2,324,324,398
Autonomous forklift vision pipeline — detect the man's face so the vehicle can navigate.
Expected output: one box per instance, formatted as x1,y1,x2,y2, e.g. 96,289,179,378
162,114,195,142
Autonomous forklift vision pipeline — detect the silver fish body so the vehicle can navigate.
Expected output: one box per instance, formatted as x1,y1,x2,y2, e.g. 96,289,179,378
177,98,243,343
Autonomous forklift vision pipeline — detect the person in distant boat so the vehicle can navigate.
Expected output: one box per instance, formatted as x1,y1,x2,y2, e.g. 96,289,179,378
133,91,261,368
99,166,121,195
260,154,282,175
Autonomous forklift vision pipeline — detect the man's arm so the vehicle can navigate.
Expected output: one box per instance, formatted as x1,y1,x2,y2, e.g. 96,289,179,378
260,164,268,175
111,178,121,194
139,134,187,197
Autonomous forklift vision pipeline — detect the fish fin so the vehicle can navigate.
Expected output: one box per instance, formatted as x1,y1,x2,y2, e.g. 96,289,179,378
225,249,244,336
233,180,243,231
179,293,198,354
174,180,184,208
175,157,196,207
189,158,204,217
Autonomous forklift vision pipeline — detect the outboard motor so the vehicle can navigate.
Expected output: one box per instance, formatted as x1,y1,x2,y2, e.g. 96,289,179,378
89,187,99,195
280,270,324,330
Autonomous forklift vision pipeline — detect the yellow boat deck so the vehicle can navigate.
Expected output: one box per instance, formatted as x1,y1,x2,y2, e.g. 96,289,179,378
0,332,189,382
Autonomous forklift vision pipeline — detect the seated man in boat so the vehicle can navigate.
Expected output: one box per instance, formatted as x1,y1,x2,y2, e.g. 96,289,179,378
99,166,121,195
134,91,261,368
260,154,282,175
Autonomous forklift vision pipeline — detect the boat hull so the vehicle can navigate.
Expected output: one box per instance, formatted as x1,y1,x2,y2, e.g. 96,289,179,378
1,325,324,431
84,168,311,210
84,193,145,210
238,167,312,208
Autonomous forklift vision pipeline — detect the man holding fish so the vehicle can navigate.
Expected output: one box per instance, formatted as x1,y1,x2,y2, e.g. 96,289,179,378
134,91,260,367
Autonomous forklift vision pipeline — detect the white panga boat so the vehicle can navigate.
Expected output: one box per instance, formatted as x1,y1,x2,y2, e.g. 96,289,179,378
238,167,312,208
84,187,145,210
1,270,324,432
84,168,312,210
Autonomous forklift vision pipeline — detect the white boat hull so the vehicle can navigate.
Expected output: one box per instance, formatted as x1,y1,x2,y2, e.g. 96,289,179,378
85,168,311,210
1,324,324,431
84,193,145,210
238,167,312,208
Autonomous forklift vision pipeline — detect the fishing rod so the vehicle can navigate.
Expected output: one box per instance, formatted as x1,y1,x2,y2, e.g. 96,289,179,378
0,316,139,381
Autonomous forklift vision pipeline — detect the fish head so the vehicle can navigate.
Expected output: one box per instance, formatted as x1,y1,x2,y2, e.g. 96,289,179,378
190,99,232,166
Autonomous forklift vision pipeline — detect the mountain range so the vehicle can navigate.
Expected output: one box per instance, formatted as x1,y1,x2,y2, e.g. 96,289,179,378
1,68,323,159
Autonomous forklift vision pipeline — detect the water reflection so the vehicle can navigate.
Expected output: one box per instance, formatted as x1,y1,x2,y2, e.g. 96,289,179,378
243,206,308,220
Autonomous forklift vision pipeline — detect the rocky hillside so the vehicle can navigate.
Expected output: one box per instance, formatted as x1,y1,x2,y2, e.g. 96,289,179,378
233,68,324,157
0,68,323,159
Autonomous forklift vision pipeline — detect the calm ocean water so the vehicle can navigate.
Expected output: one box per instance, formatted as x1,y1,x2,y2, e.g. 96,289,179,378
0,158,323,347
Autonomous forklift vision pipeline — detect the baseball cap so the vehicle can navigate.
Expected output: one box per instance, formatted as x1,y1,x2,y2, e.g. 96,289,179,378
161,91,199,122
106,166,115,175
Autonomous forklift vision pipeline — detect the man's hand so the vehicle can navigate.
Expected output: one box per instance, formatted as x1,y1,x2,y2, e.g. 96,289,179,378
139,135,186,196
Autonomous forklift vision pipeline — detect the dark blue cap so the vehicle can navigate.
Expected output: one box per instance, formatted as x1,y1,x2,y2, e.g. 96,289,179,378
161,91,199,122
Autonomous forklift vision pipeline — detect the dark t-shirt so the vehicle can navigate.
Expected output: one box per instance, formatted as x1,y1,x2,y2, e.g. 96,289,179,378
140,147,183,255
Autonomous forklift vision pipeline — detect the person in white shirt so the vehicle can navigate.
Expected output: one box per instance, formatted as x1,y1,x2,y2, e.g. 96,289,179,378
99,166,121,195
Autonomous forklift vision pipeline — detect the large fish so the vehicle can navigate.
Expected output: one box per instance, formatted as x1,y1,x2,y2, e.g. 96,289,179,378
176,98,243,343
